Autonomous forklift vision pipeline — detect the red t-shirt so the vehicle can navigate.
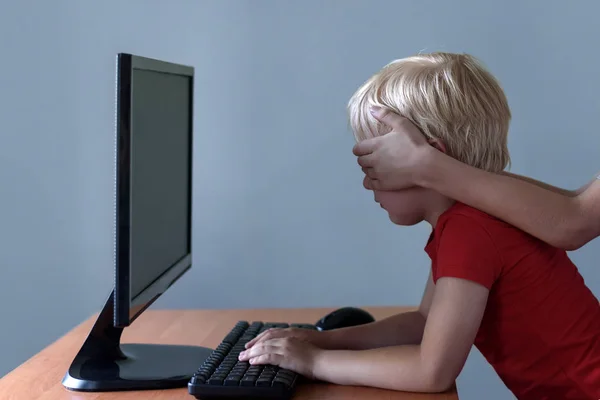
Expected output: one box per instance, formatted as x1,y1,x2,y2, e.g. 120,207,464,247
425,202,600,399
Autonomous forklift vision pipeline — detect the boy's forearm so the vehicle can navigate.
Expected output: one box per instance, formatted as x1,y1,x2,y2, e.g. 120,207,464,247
320,311,426,350
417,147,591,250
313,345,452,393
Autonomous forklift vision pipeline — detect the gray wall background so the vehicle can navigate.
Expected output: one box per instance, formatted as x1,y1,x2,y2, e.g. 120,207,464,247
1,1,599,399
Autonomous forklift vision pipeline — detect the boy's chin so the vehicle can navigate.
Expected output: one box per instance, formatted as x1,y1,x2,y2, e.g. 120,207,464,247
388,212,423,226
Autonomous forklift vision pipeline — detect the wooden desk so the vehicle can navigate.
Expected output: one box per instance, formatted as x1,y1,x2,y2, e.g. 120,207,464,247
0,307,458,400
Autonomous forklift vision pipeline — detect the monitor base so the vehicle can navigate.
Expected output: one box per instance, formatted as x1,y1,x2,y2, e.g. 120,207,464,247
62,291,213,392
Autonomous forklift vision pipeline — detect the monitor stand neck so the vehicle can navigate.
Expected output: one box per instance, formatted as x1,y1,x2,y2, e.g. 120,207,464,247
62,290,213,392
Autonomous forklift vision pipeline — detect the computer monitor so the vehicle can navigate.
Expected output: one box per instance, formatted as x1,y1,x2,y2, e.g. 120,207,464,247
113,53,194,328
62,53,213,392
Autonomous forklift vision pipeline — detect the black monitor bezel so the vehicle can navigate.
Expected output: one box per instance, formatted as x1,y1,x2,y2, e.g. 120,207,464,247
114,53,194,328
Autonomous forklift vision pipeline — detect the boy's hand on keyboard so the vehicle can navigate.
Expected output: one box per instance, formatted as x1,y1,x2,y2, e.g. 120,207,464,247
238,337,322,379
245,327,327,349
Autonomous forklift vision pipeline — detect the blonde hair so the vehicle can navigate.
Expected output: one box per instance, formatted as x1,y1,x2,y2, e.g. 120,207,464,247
348,52,511,172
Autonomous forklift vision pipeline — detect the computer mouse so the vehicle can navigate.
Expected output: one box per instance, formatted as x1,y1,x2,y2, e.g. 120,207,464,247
315,307,375,331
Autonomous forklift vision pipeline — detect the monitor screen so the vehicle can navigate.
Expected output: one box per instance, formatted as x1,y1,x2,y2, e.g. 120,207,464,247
114,53,194,327
129,69,191,299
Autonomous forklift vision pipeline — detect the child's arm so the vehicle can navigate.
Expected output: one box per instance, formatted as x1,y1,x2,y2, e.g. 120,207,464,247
245,274,435,351
311,277,487,392
319,273,435,350
319,311,425,350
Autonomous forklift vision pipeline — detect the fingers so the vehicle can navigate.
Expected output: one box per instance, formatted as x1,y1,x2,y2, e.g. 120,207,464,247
352,137,379,157
369,105,407,129
244,333,263,348
245,329,275,349
362,170,385,191
239,338,292,365
246,328,288,348
239,342,278,361
357,153,376,169
238,338,312,376
247,353,284,366
365,176,384,190
361,166,374,177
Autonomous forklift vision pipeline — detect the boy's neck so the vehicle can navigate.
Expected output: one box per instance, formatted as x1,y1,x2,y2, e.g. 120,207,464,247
423,193,456,228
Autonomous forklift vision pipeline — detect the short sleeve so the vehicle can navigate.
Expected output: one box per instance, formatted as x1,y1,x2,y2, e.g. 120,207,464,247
434,215,503,290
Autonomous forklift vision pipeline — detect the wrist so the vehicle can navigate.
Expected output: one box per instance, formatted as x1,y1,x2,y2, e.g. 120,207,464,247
414,145,444,189
311,348,332,381
312,349,361,386
314,330,339,349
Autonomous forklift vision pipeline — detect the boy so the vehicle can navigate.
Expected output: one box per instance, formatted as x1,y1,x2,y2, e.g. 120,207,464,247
239,52,600,399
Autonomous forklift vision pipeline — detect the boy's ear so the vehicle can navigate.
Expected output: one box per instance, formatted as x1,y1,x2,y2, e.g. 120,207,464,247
428,138,447,154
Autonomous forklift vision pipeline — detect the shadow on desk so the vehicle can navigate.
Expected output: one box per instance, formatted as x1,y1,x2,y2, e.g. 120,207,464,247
0,307,458,400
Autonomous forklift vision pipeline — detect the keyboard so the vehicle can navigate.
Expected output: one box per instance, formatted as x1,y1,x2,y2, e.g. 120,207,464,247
188,320,317,400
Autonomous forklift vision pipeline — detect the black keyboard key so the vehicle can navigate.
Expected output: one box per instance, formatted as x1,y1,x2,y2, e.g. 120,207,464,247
207,355,222,364
223,321,249,344
215,367,232,376
221,363,236,370
240,375,257,387
208,376,225,385
231,364,249,375
203,362,217,371
275,371,296,381
261,368,276,376
195,369,211,378
224,375,241,386
260,373,276,383
256,377,273,387
247,322,263,333
228,369,244,376
273,374,295,384
273,376,293,388
278,368,294,374
261,369,277,378
247,365,263,373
